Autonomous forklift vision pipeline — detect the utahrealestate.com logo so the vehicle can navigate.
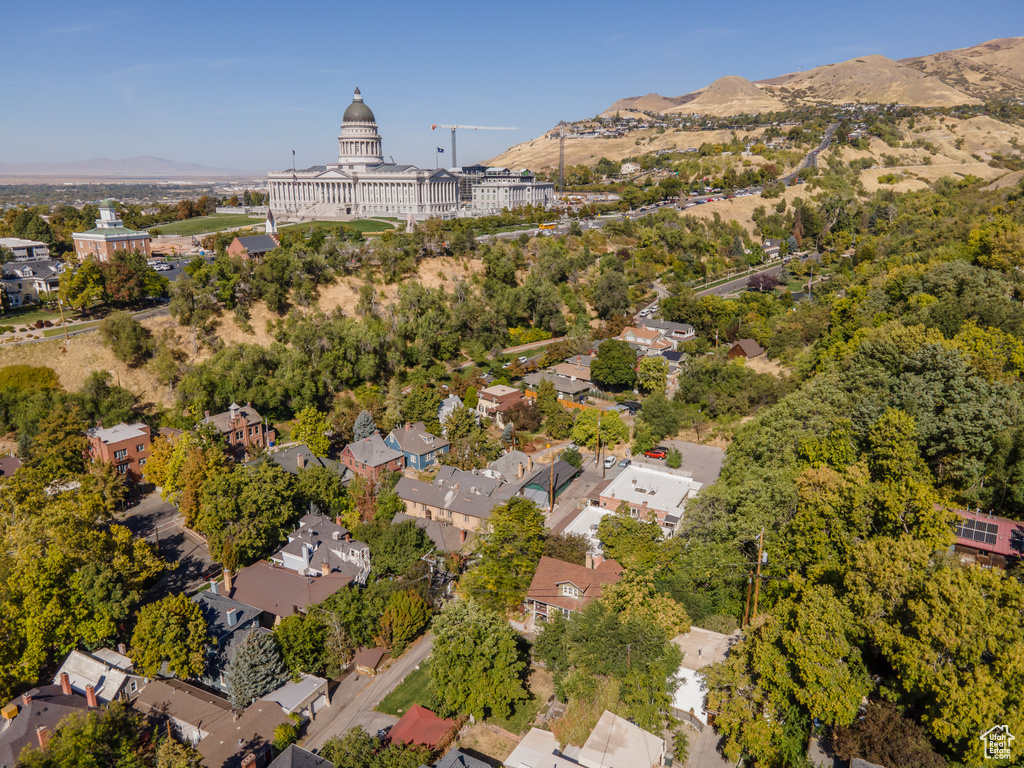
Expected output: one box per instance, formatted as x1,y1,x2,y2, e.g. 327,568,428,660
980,725,1015,760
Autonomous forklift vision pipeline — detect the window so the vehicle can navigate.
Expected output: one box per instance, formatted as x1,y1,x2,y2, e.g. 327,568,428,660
560,584,579,598
129,681,137,693
136,444,145,452
114,449,128,460
117,464,128,474
236,431,244,440
139,458,147,466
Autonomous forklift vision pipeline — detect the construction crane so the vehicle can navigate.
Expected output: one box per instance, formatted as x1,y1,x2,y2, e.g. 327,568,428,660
431,124,517,169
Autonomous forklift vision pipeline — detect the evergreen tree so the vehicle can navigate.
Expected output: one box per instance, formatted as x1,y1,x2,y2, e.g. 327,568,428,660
353,410,376,441
225,628,289,708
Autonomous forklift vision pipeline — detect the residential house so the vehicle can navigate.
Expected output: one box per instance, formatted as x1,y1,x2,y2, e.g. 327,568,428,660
353,647,387,676
191,589,262,691
475,384,523,428
269,513,371,583
0,684,94,766
135,678,289,768
953,508,1024,568
226,234,280,262
385,421,450,470
437,395,464,433
0,259,63,307
523,459,581,506
52,649,144,704
562,504,616,564
392,512,476,553
340,433,405,482
524,371,590,404
269,745,335,768
551,360,593,385
762,238,782,259
229,561,355,625
524,556,622,622
388,705,458,750
85,422,152,482
727,339,765,360
248,445,352,496
434,748,490,768
201,402,276,459
488,450,535,483
636,318,696,345
597,464,703,536
617,326,675,353
0,456,21,478
393,476,497,533
0,237,50,261
260,674,330,720
671,627,738,730
506,713,665,768
71,201,152,262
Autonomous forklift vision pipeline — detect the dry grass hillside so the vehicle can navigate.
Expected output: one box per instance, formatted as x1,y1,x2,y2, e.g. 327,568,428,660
666,76,785,116
901,37,1024,102
604,92,691,114
486,127,760,171
761,55,980,107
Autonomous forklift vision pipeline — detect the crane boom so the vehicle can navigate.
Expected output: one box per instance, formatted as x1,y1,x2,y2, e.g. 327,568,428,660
431,124,518,168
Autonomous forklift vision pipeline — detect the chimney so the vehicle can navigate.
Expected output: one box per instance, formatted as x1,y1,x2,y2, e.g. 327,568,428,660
241,754,256,768
527,456,533,472
405,422,411,432
226,608,238,627
117,643,127,656
517,463,524,479
298,452,306,470
86,685,98,708
204,410,210,419
21,692,32,707
321,560,330,576
59,672,72,696
460,529,467,543
586,552,594,570
345,532,351,542
36,725,50,751
223,568,233,593
210,579,219,596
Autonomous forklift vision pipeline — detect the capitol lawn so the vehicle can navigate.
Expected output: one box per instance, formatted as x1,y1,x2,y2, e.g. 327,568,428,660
149,213,263,236
279,219,398,234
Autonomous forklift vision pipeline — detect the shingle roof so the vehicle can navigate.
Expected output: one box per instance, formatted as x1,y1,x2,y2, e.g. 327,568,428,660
392,513,475,553
52,650,130,703
394,477,497,521
352,647,386,670
526,557,622,613
201,404,264,434
269,745,335,768
388,705,457,749
387,422,450,456
191,592,260,642
233,235,279,254
524,460,580,494
731,338,765,358
0,686,92,766
637,318,696,338
524,371,591,395
229,561,353,618
488,450,533,482
435,748,492,768
134,679,233,736
248,445,350,481
345,433,404,467
197,699,290,768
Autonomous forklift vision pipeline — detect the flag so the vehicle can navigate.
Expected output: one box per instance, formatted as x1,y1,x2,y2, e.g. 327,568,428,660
437,147,444,153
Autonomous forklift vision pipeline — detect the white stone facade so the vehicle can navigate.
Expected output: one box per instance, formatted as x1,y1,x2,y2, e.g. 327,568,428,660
470,167,555,214
269,88,458,221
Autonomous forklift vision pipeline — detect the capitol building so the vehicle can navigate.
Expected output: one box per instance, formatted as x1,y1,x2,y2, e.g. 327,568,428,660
268,88,459,221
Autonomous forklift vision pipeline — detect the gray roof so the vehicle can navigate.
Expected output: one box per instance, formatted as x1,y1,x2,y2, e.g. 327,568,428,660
345,433,404,467
233,234,279,254
488,450,534,482
0,686,92,766
343,88,376,123
393,512,475,553
434,748,491,768
274,514,369,576
52,650,134,703
191,591,261,642
524,371,591,395
260,673,327,714
201,403,264,434
249,444,350,482
637,318,696,338
269,745,335,768
524,460,580,494
435,465,504,496
387,422,450,456
394,476,497,522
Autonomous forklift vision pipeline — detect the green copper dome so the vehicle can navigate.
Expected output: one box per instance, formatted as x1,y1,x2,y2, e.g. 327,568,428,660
343,87,375,123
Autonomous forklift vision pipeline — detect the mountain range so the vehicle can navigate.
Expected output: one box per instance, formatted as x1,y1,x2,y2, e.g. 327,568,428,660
0,155,255,178
603,37,1024,116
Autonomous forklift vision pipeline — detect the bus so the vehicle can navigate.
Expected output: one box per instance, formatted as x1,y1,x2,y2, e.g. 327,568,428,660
538,222,556,230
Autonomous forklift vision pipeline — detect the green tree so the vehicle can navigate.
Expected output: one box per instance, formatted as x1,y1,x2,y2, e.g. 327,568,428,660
59,259,106,311
535,378,559,417
561,447,583,470
292,406,332,456
353,409,376,440
131,593,209,679
225,628,289,708
275,613,327,675
592,270,631,319
461,497,546,612
28,405,88,480
590,339,637,389
636,356,669,394
597,511,663,570
542,531,589,566
571,409,629,452
430,599,530,719
378,590,431,654
99,311,155,367
321,727,377,768
666,447,682,468
17,701,148,768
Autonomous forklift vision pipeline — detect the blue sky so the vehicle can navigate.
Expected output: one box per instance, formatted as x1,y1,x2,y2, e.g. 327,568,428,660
1,0,1019,172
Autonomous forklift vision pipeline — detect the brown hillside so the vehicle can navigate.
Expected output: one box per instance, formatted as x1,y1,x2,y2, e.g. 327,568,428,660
762,54,981,107
900,37,1024,101
603,92,692,115
667,76,785,116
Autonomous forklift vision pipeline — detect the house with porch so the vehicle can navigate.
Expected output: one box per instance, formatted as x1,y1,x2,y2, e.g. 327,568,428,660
475,384,522,428
269,513,371,583
524,556,622,622
385,422,450,470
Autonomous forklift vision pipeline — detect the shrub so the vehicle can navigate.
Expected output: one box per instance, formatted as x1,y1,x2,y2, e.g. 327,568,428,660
99,311,154,367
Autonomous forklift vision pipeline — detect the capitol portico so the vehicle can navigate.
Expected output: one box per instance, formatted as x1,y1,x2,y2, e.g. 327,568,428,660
268,88,459,221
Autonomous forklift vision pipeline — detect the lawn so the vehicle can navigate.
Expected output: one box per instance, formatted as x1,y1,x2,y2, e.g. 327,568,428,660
279,219,397,234
150,214,262,236
0,307,64,325
44,321,100,337
376,659,432,716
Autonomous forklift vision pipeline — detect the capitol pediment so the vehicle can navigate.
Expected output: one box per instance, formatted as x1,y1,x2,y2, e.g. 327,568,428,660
317,168,353,180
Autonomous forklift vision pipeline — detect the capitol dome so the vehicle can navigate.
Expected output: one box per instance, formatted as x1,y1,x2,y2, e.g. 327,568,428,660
343,87,375,123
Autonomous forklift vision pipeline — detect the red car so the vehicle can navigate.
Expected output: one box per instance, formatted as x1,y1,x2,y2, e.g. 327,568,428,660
645,447,668,459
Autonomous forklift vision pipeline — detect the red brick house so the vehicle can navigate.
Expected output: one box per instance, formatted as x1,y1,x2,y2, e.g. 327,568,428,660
200,402,276,460
475,384,523,429
340,433,405,482
71,201,151,263
85,422,153,482
226,234,279,262
525,556,622,622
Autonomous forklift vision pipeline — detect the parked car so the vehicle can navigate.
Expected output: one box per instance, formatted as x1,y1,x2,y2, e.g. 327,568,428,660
618,458,631,468
603,455,617,469
517,356,528,364
644,446,668,459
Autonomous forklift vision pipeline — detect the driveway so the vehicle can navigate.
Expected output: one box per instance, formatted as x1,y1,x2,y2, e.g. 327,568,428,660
117,491,216,599
302,633,435,752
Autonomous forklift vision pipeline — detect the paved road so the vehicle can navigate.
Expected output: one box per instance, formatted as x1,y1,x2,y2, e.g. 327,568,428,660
302,633,435,753
117,492,216,599
779,123,838,186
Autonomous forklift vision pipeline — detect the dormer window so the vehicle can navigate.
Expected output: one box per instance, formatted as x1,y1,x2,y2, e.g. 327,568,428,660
560,583,579,598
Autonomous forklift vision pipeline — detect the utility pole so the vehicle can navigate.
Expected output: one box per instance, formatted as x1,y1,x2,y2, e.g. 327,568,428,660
549,444,555,516
558,126,565,194
752,528,765,621
56,297,69,341
743,570,753,628
598,414,605,479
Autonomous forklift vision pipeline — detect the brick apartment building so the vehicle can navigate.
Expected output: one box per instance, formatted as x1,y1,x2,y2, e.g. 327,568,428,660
85,422,153,481
340,433,405,482
200,402,276,460
71,201,151,262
